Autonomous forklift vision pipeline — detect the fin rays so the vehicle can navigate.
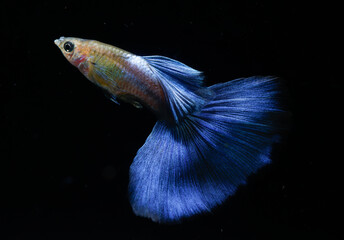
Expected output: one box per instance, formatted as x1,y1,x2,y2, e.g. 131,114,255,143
129,76,288,223
144,55,212,123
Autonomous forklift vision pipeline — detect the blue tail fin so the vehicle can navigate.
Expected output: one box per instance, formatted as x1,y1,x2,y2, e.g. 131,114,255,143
129,75,288,223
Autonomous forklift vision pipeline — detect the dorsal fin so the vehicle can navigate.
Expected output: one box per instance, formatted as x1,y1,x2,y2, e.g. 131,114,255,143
143,56,204,86
143,56,212,123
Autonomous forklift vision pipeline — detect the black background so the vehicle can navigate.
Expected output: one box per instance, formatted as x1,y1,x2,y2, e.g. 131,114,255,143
1,1,340,239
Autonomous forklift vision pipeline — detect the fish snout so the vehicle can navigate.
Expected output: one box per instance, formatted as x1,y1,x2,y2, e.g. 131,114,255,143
54,36,65,46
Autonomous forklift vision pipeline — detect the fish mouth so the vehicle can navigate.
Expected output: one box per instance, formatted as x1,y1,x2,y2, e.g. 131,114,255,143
54,36,65,46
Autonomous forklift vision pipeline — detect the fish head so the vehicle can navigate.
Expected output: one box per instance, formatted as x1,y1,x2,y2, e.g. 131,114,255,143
54,37,90,73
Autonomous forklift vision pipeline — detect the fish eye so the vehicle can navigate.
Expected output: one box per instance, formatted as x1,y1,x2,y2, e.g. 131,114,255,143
64,41,74,52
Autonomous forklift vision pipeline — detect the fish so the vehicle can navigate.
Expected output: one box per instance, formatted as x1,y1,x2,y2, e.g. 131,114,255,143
54,36,288,223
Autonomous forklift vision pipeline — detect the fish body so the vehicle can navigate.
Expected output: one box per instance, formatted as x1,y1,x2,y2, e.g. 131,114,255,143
55,37,288,223
55,37,166,115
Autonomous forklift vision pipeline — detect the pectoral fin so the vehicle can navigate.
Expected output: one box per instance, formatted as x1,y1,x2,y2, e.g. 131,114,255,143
103,91,120,105
131,101,143,109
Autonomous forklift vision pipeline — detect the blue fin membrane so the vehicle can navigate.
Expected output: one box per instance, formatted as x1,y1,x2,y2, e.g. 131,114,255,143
129,76,288,223
143,56,212,123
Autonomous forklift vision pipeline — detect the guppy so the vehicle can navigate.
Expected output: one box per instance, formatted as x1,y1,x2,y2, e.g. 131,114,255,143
54,37,287,223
